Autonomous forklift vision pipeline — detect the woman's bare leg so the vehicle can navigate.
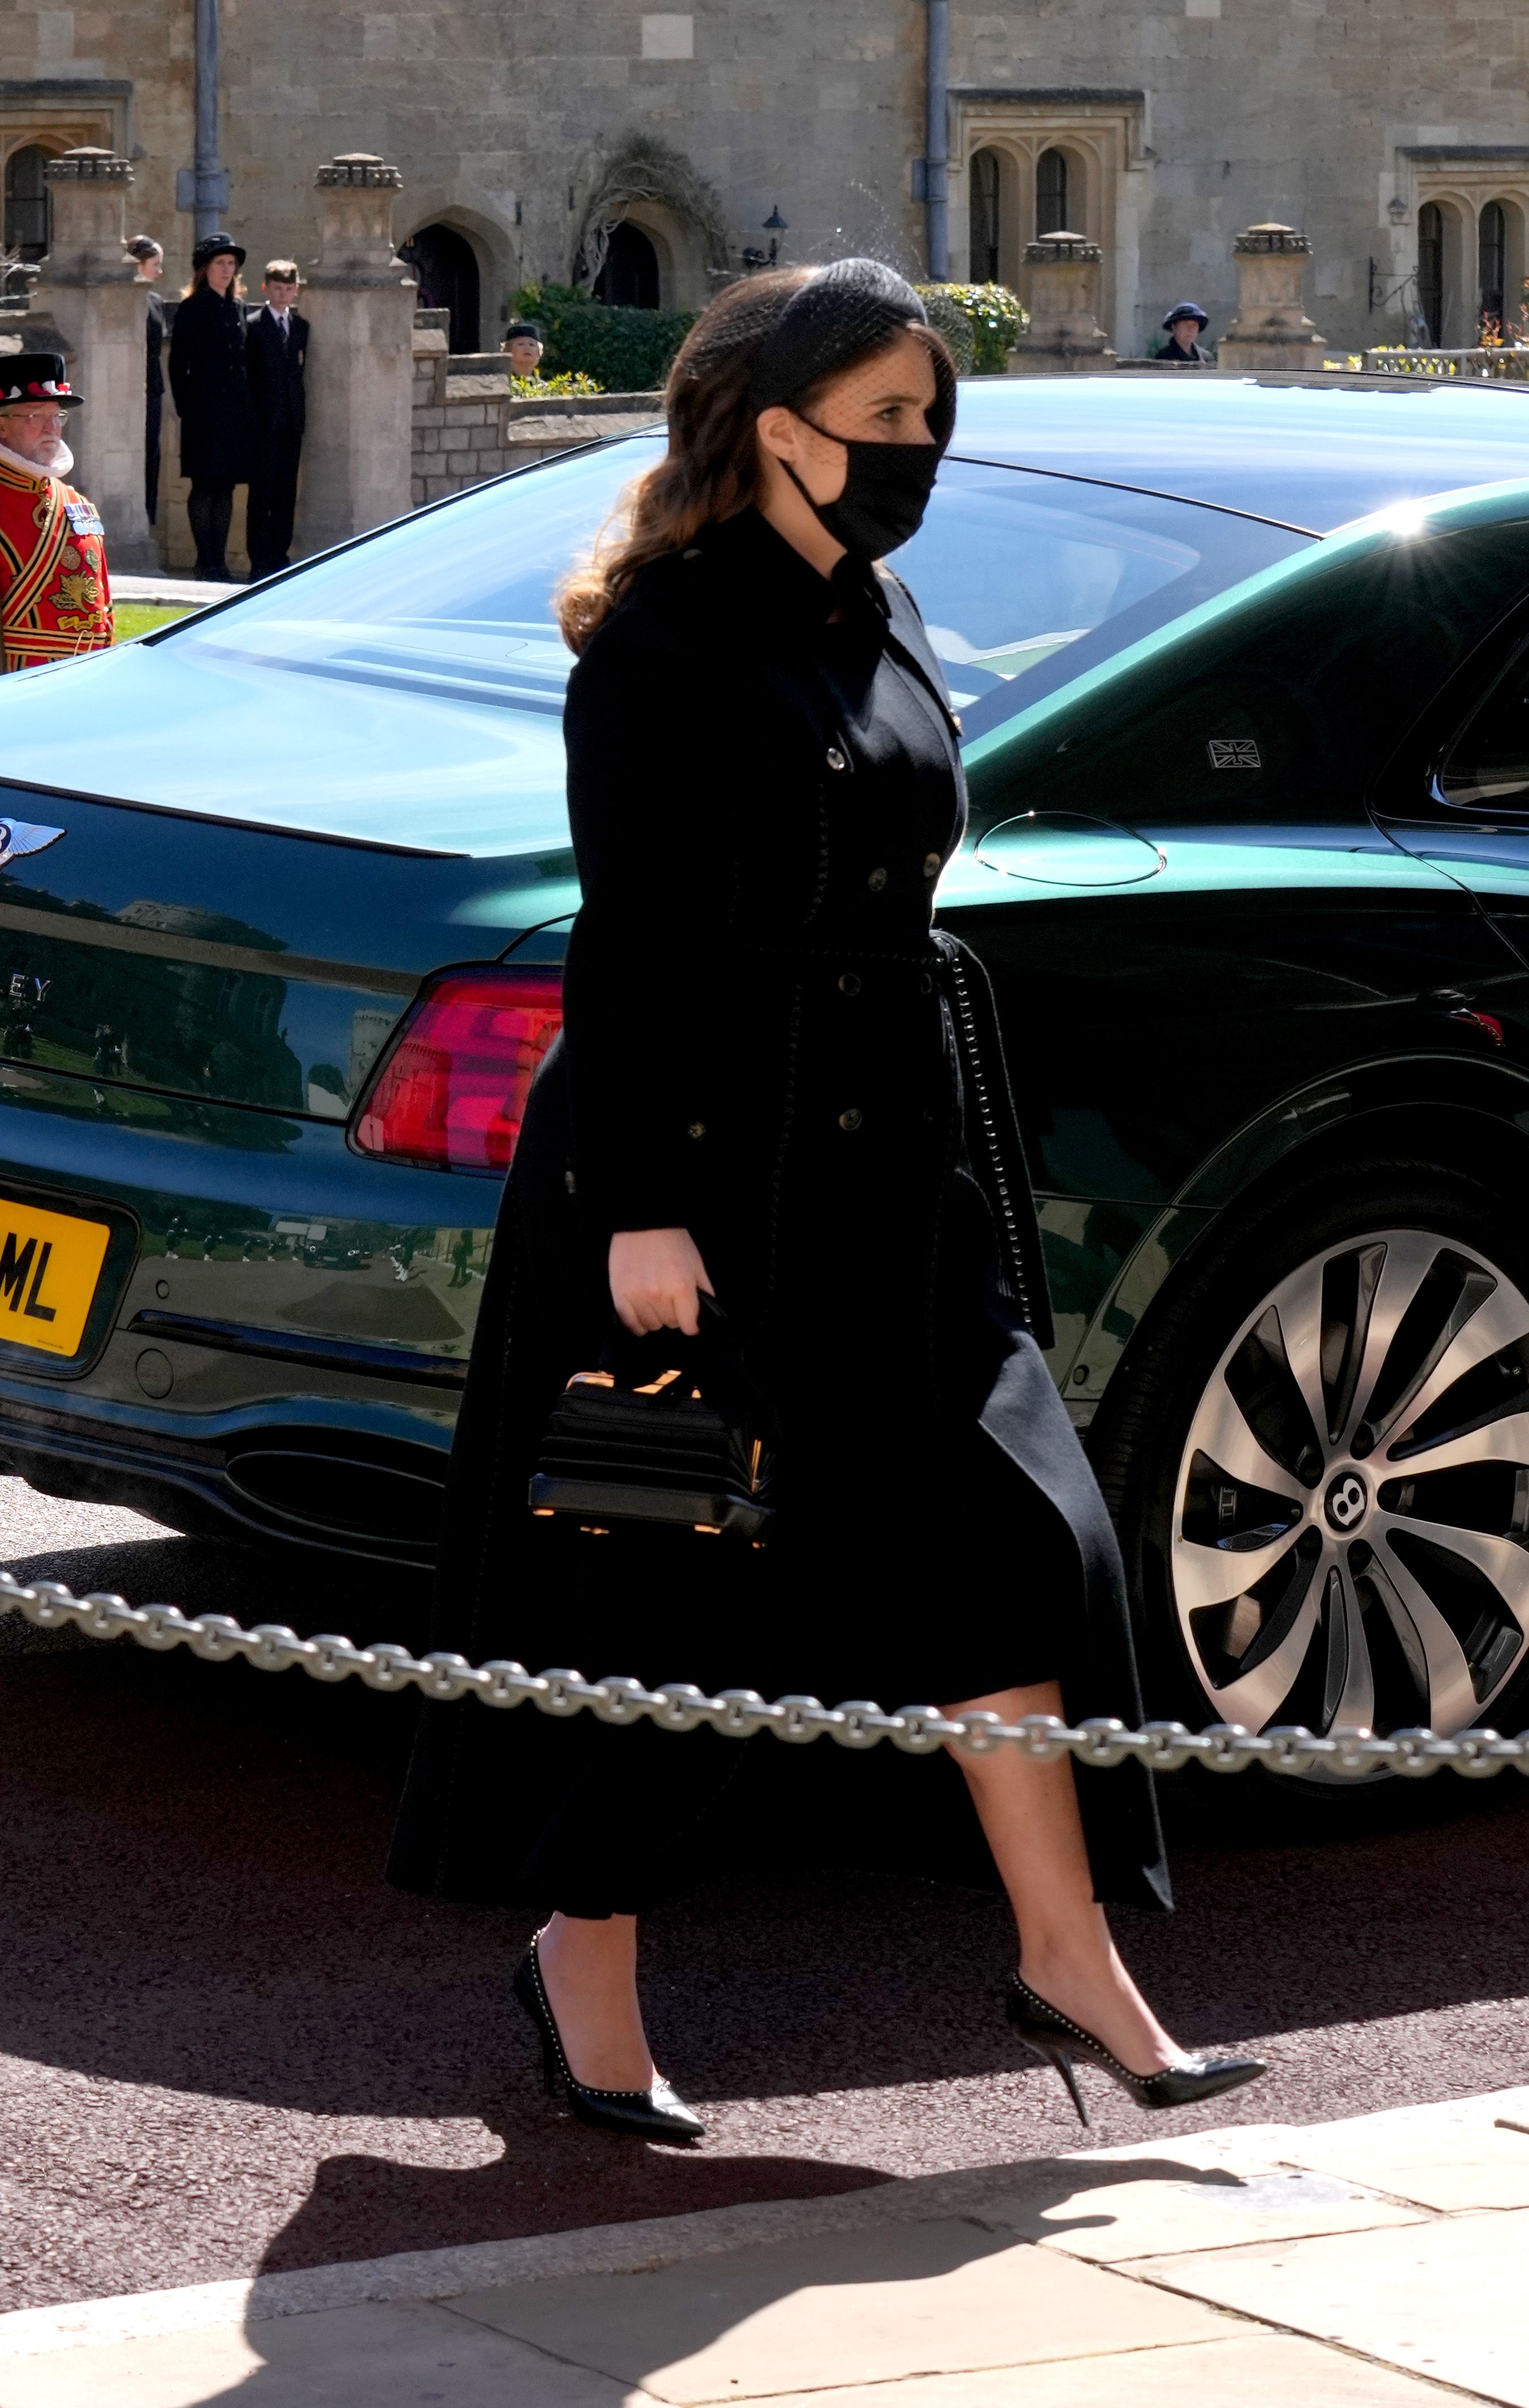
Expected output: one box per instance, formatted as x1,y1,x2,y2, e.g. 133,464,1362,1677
942,1680,1182,2074
534,1912,657,2090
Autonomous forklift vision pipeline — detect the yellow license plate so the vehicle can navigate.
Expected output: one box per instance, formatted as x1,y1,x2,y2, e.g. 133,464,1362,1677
0,1198,110,1357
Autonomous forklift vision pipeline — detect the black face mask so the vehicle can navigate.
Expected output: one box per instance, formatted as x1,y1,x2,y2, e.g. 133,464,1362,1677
785,424,942,560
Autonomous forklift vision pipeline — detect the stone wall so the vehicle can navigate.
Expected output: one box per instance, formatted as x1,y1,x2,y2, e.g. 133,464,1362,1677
10,2,1529,369
409,311,661,508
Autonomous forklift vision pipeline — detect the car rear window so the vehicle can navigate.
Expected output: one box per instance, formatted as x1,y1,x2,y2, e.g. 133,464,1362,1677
158,439,1308,753
900,460,1308,738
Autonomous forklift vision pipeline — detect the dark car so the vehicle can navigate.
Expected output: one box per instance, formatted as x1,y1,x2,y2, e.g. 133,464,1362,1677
2,372,1529,1765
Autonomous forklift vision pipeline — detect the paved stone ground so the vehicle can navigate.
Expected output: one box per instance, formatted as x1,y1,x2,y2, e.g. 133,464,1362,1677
0,1481,1525,2318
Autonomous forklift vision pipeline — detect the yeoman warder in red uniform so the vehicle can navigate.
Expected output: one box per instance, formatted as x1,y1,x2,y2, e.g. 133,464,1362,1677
0,350,112,672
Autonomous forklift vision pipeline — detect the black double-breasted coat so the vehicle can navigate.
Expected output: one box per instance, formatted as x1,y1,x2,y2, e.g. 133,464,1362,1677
245,306,309,451
168,283,257,484
388,507,1169,1917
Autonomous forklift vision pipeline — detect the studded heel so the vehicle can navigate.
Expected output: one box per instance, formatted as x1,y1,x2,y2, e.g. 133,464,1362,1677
1006,1974,1267,2127
512,1931,706,2142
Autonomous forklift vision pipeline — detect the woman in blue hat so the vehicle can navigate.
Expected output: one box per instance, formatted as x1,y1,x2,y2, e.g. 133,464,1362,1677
1155,302,1211,363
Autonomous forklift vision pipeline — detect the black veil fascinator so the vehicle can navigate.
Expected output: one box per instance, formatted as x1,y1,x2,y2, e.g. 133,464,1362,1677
747,257,956,452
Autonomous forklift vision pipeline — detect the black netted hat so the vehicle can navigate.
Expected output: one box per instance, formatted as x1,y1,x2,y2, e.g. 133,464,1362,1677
747,258,956,449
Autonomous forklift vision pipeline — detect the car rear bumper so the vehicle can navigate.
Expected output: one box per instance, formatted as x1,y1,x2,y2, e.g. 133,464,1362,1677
0,1091,496,1565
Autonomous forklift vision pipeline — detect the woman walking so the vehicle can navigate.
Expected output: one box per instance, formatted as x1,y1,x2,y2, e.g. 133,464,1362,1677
390,261,1266,2141
168,232,255,579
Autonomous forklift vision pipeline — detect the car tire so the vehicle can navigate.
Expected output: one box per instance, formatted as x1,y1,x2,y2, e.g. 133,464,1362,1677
1091,1154,1529,1777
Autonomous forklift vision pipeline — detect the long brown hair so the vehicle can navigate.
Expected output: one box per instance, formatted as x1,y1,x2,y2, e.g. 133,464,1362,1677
557,270,812,654
181,262,247,301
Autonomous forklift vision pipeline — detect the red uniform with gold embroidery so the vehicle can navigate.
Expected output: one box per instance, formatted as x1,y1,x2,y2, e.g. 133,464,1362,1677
0,454,113,673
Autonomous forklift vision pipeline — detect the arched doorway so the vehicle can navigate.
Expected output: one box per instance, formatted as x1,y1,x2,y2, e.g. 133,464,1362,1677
3,146,51,259
1417,202,1444,344
1479,198,1507,332
593,221,660,309
399,223,480,353
969,149,1002,283
1036,148,1070,238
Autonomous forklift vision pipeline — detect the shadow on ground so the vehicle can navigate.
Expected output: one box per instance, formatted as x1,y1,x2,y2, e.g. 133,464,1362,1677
0,1522,1526,2311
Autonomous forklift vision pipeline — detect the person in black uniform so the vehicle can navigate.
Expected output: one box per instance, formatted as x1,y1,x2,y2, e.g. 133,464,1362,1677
245,259,308,582
123,237,165,528
389,261,1266,2143
168,232,256,579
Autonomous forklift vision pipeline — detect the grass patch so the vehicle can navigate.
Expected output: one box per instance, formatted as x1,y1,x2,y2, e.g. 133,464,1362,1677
113,603,194,643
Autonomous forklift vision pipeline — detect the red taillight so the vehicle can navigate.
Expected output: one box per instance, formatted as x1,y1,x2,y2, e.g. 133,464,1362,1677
352,967,563,1172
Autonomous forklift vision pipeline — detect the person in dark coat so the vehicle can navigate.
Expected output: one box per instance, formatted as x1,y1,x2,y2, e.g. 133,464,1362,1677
244,258,307,581
123,237,165,527
168,232,256,578
1155,301,1211,363
389,261,1265,2144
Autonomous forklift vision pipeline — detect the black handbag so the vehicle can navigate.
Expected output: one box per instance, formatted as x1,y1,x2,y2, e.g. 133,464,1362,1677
529,1298,776,1542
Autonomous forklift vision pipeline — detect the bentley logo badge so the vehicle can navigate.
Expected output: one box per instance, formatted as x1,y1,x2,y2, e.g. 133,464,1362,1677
1325,1470,1368,1532
0,818,64,866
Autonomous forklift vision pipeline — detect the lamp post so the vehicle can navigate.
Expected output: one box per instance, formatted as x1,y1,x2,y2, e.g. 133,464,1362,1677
742,207,788,274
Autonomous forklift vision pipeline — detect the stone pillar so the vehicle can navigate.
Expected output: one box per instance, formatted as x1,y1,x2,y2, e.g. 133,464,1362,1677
293,153,417,558
1216,224,1327,372
1007,234,1116,374
29,148,156,570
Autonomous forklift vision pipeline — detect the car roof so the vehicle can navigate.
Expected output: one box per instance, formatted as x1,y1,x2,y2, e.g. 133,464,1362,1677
949,374,1529,532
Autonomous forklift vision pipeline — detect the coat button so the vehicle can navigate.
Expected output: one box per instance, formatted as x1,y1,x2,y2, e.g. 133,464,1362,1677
838,971,861,995
838,1107,863,1132
867,866,887,892
922,852,943,879
826,745,847,771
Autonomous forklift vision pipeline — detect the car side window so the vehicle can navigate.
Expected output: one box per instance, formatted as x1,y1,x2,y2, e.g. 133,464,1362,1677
1000,526,1529,832
1437,639,1529,812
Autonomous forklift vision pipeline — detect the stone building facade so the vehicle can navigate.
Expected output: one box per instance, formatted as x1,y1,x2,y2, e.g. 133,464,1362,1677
0,5,1525,366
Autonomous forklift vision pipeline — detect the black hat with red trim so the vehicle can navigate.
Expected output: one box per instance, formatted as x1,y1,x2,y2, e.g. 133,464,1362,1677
0,352,83,410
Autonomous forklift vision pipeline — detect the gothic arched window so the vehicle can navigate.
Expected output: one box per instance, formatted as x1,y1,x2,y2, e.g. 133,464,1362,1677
969,149,1002,283
1480,198,1507,332
3,146,50,259
1417,202,1444,345
1036,148,1070,238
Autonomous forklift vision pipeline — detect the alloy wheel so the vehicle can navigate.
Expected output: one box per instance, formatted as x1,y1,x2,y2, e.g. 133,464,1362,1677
1171,1227,1529,1767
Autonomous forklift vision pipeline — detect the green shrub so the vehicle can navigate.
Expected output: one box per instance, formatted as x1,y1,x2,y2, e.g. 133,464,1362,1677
507,369,604,398
510,282,693,394
916,283,1027,375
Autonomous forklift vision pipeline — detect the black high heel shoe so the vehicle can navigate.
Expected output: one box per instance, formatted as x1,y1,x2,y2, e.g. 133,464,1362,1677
1006,1975,1267,2128
512,1931,706,2142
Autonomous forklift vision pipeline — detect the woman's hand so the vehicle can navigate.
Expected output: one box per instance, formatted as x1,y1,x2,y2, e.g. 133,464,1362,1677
609,1228,715,1337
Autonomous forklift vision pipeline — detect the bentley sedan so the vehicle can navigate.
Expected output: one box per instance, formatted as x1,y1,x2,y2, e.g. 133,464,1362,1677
2,370,1529,1769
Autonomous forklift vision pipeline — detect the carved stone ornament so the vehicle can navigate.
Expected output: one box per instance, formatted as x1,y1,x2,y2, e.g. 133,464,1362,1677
1023,233,1104,265
1233,221,1313,257
44,147,133,183
317,153,404,190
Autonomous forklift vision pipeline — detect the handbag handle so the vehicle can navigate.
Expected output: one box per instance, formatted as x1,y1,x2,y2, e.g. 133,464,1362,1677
598,1294,750,1418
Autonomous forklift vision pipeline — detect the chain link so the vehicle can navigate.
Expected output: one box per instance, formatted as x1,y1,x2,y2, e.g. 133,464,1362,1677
3,1566,1527,1779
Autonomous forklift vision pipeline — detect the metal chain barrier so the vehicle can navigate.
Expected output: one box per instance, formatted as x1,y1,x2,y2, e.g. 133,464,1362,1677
3,1566,1527,1780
